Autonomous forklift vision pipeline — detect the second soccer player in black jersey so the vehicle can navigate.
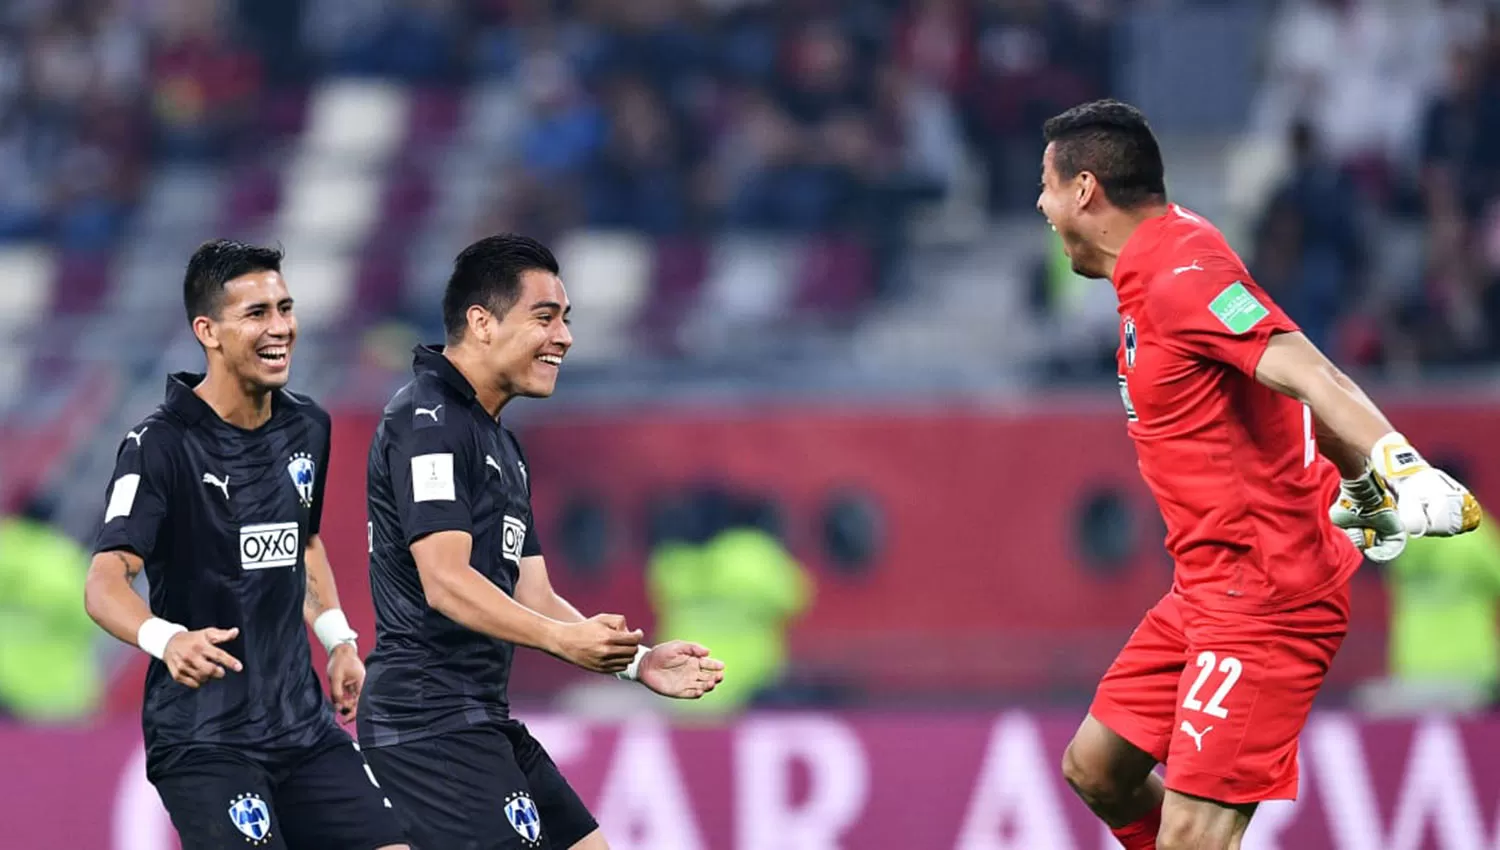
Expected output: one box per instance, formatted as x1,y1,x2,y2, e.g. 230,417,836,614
84,240,409,850
359,234,725,850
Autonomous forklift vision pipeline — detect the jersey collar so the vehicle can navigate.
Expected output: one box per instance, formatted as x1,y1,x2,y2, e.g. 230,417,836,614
1111,209,1172,302
412,344,479,403
164,372,283,427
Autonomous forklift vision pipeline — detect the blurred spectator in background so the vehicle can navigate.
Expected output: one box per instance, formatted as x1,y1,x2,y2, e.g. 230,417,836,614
1415,24,1500,365
0,495,100,723
647,484,811,717
1356,458,1500,717
585,75,690,233
304,0,460,82
969,0,1104,211
1251,119,1363,353
148,0,262,162
0,0,149,250
0,106,49,240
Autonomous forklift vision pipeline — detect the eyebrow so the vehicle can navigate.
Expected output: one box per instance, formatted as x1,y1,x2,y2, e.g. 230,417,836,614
241,296,293,314
529,300,570,314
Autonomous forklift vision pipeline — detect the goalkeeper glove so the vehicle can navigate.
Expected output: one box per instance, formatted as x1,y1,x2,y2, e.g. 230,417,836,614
1370,432,1482,538
1329,468,1408,562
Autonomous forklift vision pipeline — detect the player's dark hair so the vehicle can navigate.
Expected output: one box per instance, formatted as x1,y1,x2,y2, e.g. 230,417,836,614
1043,99,1166,210
442,233,560,343
183,239,285,322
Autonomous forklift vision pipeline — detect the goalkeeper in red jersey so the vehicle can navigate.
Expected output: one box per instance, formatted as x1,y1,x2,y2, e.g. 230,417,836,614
1038,100,1482,850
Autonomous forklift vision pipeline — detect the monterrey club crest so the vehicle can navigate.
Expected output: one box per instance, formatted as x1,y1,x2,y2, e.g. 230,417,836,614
287,452,316,508
228,792,272,844
504,791,543,846
1122,315,1137,370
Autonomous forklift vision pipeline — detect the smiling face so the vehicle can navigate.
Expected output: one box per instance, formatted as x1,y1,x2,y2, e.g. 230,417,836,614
193,270,297,391
474,269,573,399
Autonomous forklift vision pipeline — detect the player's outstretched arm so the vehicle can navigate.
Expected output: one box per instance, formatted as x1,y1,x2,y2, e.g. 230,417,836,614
1255,331,1481,538
514,554,725,697
84,549,242,687
1254,332,1393,472
412,530,642,674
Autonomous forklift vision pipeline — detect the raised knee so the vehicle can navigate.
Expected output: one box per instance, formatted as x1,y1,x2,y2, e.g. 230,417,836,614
1061,741,1125,809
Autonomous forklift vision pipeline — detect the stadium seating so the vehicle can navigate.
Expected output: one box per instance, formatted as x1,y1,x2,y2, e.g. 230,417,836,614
3,0,1499,726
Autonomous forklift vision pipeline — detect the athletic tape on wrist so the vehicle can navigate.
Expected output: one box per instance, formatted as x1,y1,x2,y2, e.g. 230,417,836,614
313,609,359,655
137,617,187,661
616,644,650,682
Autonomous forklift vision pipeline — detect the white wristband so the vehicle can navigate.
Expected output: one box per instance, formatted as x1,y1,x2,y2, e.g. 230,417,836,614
137,617,187,661
313,609,359,655
616,644,650,682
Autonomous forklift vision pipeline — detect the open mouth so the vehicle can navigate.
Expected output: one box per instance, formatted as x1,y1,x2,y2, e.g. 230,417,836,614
258,345,289,365
537,354,562,367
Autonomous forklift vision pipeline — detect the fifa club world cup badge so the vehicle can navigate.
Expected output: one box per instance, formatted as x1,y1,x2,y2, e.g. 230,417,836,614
1123,315,1137,371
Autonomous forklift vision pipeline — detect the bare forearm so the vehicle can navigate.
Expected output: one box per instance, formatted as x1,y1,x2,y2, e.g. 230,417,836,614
302,543,343,626
1255,334,1395,477
1314,415,1374,480
425,565,564,654
524,590,587,624
1300,366,1395,473
83,551,154,647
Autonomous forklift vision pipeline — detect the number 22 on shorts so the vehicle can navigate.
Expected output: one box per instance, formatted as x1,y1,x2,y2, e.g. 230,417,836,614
1182,651,1242,719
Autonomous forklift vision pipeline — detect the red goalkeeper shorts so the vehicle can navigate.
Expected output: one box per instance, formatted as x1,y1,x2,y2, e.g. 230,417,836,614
1088,583,1350,804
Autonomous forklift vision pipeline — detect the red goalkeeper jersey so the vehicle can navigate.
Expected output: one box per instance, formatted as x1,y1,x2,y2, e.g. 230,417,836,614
1112,205,1363,613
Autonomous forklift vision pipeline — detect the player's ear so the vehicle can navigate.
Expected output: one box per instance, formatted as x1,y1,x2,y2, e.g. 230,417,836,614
1076,171,1097,208
191,315,221,351
466,304,491,346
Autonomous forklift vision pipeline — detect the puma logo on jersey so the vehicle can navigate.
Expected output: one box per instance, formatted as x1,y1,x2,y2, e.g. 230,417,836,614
414,405,443,422
202,472,230,500
485,455,504,475
1180,720,1213,751
126,427,147,447
1172,261,1203,275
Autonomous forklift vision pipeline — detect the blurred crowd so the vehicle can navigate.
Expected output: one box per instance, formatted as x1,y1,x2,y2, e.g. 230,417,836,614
468,0,1112,241
0,0,265,253
5,0,1500,373
1251,0,1500,373
0,0,1117,272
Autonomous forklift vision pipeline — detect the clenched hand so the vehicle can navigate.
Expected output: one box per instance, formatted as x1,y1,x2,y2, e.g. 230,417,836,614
554,613,643,674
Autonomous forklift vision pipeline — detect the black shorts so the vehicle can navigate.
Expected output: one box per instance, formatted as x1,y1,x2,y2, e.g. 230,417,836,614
362,720,598,850
152,729,406,850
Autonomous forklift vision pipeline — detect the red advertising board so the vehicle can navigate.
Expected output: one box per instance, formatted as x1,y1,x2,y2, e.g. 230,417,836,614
98,399,1500,710
318,402,1500,697
8,710,1500,850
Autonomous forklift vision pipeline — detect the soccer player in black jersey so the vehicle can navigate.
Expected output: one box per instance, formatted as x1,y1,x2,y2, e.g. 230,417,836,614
359,234,725,850
83,240,409,850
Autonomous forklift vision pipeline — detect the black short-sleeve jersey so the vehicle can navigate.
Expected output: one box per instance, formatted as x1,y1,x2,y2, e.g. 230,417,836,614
93,373,338,777
358,345,542,748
